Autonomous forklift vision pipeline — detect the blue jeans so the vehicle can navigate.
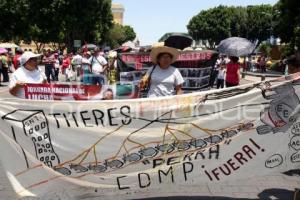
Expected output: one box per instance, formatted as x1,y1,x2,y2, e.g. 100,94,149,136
92,74,105,85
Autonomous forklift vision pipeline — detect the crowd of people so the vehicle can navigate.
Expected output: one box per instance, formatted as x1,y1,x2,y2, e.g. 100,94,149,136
4,45,185,99
40,47,117,85
1,47,118,99
2,44,297,100
209,55,241,89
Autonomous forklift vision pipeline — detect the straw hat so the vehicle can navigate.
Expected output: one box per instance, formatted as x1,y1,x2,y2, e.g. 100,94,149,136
150,46,179,64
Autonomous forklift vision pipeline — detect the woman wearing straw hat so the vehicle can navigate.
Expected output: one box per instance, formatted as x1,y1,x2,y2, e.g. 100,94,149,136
140,46,184,97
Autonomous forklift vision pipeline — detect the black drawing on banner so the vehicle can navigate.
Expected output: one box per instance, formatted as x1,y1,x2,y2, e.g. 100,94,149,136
265,154,283,168
2,107,254,177
69,163,88,173
291,122,300,135
290,135,300,151
291,151,300,163
1,109,70,174
88,164,107,173
257,83,300,135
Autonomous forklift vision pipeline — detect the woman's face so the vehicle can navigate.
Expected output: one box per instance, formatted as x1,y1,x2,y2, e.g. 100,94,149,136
157,53,172,69
25,58,38,71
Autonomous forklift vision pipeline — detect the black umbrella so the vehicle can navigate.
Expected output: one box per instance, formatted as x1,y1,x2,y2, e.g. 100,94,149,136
217,37,256,57
159,33,193,50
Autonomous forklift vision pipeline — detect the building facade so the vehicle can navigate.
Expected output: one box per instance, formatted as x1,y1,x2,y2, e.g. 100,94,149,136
112,3,125,25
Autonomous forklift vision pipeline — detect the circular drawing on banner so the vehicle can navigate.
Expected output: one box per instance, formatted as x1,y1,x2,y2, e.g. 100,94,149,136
290,135,300,151
291,151,300,163
291,122,300,135
265,154,283,168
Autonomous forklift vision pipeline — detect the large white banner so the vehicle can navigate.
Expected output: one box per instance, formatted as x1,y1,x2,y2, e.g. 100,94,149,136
0,74,300,199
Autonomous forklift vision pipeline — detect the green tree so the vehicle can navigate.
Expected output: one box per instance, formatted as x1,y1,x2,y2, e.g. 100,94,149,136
123,25,136,42
274,0,300,54
187,6,232,48
105,24,136,48
0,0,29,43
54,0,113,51
229,6,248,37
246,5,274,44
0,0,113,52
187,5,274,48
258,42,272,56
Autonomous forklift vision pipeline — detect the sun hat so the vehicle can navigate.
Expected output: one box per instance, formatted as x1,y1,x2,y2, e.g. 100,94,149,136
150,45,179,64
20,52,41,66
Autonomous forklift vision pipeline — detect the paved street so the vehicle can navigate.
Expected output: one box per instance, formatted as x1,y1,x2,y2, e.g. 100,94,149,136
0,74,299,200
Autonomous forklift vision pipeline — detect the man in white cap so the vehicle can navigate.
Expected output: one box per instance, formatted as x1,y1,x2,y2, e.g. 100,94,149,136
9,52,47,98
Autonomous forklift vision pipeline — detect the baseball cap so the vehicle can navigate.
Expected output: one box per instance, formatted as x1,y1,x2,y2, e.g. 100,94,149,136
20,52,41,66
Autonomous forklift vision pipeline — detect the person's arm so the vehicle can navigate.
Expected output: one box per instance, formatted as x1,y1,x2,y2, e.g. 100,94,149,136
102,63,109,72
9,82,25,96
175,84,183,95
100,57,109,72
174,68,185,95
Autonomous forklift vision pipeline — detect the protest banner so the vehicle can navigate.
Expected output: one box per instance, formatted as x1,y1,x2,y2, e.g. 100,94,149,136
0,73,300,199
24,83,115,100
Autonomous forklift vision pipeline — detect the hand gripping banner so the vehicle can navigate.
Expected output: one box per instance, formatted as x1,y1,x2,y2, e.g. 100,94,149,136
0,73,300,199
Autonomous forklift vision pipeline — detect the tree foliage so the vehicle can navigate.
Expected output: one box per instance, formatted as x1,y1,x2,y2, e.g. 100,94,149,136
274,0,300,54
187,5,274,48
105,24,136,48
0,0,29,43
0,0,114,51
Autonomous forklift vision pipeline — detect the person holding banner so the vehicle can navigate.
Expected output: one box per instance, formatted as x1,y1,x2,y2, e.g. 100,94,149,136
140,46,184,97
9,52,47,98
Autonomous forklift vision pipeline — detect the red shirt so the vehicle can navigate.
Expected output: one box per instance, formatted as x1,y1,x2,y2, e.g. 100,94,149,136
226,62,240,84
62,57,71,69
13,54,21,70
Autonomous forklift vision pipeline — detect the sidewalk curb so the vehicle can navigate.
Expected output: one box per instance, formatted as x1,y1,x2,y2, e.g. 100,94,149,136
242,71,283,81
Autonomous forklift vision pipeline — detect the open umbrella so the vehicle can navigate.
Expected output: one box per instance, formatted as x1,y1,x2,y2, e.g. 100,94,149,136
159,32,193,50
0,48,8,54
81,44,98,50
217,37,256,57
0,43,19,48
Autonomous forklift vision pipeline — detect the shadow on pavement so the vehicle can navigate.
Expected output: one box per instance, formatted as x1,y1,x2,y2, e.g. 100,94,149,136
136,197,252,200
136,188,298,200
283,169,300,176
258,188,299,200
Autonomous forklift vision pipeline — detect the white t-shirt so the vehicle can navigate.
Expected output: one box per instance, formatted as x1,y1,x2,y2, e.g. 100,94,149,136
147,65,184,98
89,55,108,74
9,66,46,98
217,69,226,80
54,59,60,69
71,54,83,65
71,54,83,70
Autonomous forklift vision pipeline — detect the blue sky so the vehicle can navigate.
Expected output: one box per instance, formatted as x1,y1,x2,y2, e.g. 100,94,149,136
112,0,278,45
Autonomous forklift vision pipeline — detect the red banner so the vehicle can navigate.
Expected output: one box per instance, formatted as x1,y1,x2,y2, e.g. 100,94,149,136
24,84,103,100
121,51,213,63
